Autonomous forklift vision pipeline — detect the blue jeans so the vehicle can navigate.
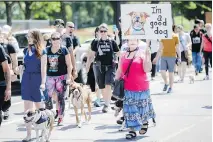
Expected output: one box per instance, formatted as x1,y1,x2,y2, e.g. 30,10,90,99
192,52,202,72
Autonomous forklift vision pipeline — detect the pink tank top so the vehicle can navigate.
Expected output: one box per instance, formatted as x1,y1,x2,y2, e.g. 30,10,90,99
121,56,149,91
203,35,212,52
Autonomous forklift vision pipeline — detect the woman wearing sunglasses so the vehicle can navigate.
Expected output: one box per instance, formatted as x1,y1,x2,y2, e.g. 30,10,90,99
45,32,72,125
21,29,47,142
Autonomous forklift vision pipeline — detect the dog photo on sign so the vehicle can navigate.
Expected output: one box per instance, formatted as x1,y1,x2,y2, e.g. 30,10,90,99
124,11,150,36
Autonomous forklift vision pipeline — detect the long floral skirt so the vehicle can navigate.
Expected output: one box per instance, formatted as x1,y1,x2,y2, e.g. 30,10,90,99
123,89,156,131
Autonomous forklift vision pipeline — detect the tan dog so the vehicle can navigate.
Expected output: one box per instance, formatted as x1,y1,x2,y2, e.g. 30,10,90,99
69,83,92,128
125,11,149,36
189,74,195,84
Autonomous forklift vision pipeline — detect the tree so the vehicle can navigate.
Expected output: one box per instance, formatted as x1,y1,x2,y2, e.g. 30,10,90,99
60,2,67,24
5,2,16,25
18,2,33,19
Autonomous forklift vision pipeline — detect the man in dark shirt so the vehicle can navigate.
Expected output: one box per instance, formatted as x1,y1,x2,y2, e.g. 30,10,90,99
54,19,77,79
0,45,11,126
190,24,203,75
87,23,119,113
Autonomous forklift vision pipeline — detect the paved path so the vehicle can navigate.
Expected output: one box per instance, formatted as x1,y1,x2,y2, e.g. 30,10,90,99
0,69,211,142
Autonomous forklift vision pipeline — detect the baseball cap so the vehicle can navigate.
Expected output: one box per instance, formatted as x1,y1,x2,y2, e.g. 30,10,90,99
2,25,12,34
54,19,65,27
99,23,108,30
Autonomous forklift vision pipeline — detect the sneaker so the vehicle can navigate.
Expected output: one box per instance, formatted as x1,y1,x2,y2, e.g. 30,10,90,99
167,88,172,93
204,76,210,80
102,105,109,113
114,107,122,117
3,110,9,120
163,84,169,91
195,71,198,76
94,99,101,107
117,116,124,125
22,135,31,142
57,118,63,126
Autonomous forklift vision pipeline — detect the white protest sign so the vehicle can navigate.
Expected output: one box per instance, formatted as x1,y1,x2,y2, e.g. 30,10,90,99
121,4,173,39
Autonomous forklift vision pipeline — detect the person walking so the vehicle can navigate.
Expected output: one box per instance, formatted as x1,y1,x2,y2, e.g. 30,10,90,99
87,23,119,113
0,31,18,120
190,25,203,75
21,29,47,142
153,26,181,93
176,25,192,82
115,39,155,139
146,39,159,80
86,27,102,107
0,45,11,126
200,23,212,80
45,32,72,125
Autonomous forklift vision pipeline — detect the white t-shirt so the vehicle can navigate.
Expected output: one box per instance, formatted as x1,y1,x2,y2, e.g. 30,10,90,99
150,40,159,53
179,33,191,52
120,40,147,53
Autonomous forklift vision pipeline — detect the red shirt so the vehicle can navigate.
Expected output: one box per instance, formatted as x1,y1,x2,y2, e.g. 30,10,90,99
121,56,149,91
203,34,212,52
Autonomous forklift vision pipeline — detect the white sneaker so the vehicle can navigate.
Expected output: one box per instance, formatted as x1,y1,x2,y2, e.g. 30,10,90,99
22,135,31,142
204,76,210,80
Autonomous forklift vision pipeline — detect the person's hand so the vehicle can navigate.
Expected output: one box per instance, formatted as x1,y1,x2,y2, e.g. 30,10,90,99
4,89,11,101
40,84,45,91
72,69,78,80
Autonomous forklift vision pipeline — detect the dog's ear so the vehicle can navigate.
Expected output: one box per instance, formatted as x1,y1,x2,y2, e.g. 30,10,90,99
141,12,149,19
128,11,134,16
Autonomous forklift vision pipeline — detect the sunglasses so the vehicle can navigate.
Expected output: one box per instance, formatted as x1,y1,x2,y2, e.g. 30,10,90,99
68,26,75,28
100,30,107,33
51,37,60,41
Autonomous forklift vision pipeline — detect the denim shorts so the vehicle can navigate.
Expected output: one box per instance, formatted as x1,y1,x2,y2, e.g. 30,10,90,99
161,57,176,72
93,62,115,89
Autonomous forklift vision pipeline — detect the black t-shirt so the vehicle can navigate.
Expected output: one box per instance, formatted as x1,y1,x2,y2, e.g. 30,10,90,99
91,38,119,65
190,30,202,53
70,35,80,49
46,46,69,76
1,43,16,55
0,45,8,84
61,34,73,51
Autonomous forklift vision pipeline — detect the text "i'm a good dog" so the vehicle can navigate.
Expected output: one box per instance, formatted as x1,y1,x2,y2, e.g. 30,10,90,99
150,6,168,38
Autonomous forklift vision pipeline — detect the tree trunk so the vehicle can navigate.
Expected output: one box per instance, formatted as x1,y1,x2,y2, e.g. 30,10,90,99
25,2,32,19
5,2,13,26
60,2,67,25
111,1,120,26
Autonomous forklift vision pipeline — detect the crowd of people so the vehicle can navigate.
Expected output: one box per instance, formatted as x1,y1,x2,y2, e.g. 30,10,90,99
0,17,212,141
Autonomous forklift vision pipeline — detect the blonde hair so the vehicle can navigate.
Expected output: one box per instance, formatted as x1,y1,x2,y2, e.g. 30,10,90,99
205,23,212,28
29,29,44,58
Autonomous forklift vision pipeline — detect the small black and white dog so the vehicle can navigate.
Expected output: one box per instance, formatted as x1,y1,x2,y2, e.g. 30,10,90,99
23,108,55,142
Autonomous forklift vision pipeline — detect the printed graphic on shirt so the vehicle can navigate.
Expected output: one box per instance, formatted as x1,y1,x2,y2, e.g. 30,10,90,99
48,55,59,72
192,37,201,44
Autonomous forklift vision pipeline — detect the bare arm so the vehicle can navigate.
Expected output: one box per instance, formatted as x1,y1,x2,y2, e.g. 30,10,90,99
176,43,181,59
41,54,47,85
115,53,124,80
10,53,19,74
143,48,152,72
68,47,76,71
186,34,192,50
86,48,95,72
2,60,11,91
65,53,72,82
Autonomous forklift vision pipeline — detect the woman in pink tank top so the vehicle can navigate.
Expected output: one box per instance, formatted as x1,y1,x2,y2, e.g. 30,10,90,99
115,39,156,140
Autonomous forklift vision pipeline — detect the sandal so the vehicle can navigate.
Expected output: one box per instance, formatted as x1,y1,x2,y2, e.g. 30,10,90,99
126,131,137,140
139,122,149,135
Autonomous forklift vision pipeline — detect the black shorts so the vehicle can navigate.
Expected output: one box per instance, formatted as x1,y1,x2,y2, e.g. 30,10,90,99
93,62,115,89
